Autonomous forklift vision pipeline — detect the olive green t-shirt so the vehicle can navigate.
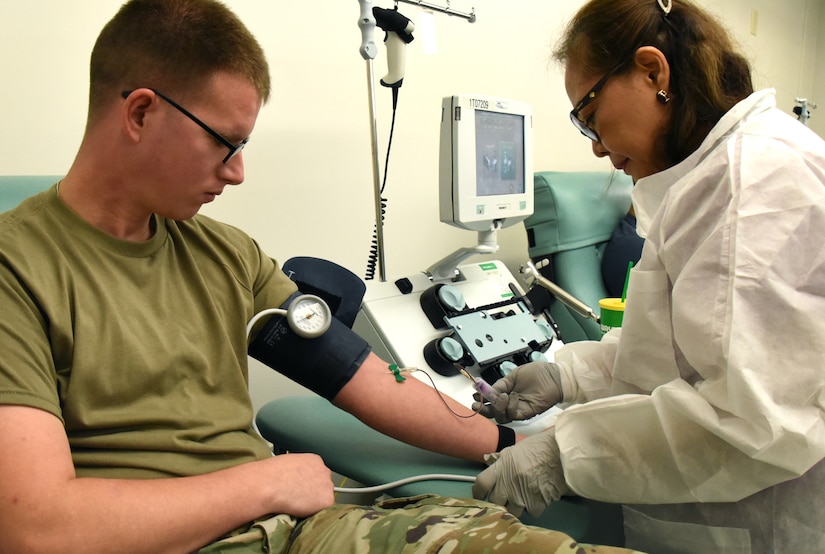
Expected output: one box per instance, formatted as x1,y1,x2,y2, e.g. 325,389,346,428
0,185,297,478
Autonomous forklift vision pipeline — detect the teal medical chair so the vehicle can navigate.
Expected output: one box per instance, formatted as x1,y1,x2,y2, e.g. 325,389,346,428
0,175,61,213
523,171,633,342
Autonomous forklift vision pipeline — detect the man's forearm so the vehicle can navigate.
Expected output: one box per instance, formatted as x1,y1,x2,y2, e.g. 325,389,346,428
333,352,501,463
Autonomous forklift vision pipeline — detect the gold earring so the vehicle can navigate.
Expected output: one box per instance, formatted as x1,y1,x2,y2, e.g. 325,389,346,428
656,90,671,104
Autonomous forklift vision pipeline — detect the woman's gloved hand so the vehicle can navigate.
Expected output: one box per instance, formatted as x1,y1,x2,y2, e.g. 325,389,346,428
472,427,570,517
472,361,563,423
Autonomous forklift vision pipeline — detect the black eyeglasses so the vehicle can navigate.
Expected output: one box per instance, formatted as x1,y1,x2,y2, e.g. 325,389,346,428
569,63,625,143
121,88,248,163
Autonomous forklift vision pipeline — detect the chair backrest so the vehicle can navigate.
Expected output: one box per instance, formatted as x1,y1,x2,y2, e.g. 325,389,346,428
523,171,633,342
0,175,62,213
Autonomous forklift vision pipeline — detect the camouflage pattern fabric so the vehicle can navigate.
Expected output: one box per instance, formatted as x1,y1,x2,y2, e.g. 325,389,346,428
200,494,646,553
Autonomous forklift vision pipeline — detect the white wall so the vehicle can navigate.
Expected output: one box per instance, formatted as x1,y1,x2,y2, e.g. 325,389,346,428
813,0,825,138
1,0,822,412
720,0,824,137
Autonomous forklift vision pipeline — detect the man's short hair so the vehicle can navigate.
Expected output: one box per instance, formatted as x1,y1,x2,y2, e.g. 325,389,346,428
88,0,270,120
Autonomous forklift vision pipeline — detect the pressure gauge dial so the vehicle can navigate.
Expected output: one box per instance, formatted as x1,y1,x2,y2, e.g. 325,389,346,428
287,294,332,338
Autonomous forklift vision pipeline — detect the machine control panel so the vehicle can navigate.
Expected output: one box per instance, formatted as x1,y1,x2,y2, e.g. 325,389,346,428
420,283,553,381
354,261,562,433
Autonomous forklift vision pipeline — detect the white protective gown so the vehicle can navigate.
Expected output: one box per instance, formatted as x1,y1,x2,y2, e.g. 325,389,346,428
553,89,825,553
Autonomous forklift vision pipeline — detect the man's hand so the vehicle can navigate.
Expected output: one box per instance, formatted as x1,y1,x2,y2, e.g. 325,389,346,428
262,453,335,518
472,362,563,423
471,428,570,518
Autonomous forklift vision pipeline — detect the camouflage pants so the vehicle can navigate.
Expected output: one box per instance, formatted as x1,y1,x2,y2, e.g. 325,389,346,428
200,494,645,553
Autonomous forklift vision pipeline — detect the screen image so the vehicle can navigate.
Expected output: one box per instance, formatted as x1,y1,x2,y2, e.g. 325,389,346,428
475,110,525,197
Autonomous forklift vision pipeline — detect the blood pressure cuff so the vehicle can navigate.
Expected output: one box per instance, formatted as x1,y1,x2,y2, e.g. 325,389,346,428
249,257,371,399
248,293,372,400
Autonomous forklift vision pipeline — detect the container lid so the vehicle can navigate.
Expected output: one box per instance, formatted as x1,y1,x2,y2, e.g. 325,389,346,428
598,298,626,312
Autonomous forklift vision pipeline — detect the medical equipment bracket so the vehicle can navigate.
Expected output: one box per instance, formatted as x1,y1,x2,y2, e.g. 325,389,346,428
520,260,600,322
426,227,500,282
794,97,818,126
395,0,476,23
357,0,476,282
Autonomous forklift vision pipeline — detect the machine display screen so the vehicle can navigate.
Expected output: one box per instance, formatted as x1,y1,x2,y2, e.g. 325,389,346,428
438,94,533,232
474,110,525,197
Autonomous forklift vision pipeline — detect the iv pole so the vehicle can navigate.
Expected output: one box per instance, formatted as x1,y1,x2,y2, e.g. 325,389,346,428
357,0,475,282
357,2,386,281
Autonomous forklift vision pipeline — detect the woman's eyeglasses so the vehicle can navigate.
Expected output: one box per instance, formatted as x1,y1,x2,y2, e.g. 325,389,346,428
569,63,625,143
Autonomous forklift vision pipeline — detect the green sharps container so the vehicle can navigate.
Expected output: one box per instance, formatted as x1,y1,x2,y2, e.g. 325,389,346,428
598,298,626,336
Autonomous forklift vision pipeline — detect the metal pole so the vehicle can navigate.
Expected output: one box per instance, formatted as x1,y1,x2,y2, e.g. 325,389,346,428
358,0,387,281
365,59,387,281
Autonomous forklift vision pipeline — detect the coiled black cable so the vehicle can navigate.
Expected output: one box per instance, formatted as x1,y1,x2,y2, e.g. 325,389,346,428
365,87,400,280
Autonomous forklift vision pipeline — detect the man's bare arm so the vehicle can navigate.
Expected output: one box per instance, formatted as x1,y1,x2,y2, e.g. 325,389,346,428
0,405,334,554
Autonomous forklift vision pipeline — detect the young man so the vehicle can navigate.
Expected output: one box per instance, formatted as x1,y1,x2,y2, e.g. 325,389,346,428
0,1,641,552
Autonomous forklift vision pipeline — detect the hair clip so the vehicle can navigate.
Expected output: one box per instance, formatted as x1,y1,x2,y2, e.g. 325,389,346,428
657,0,673,15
